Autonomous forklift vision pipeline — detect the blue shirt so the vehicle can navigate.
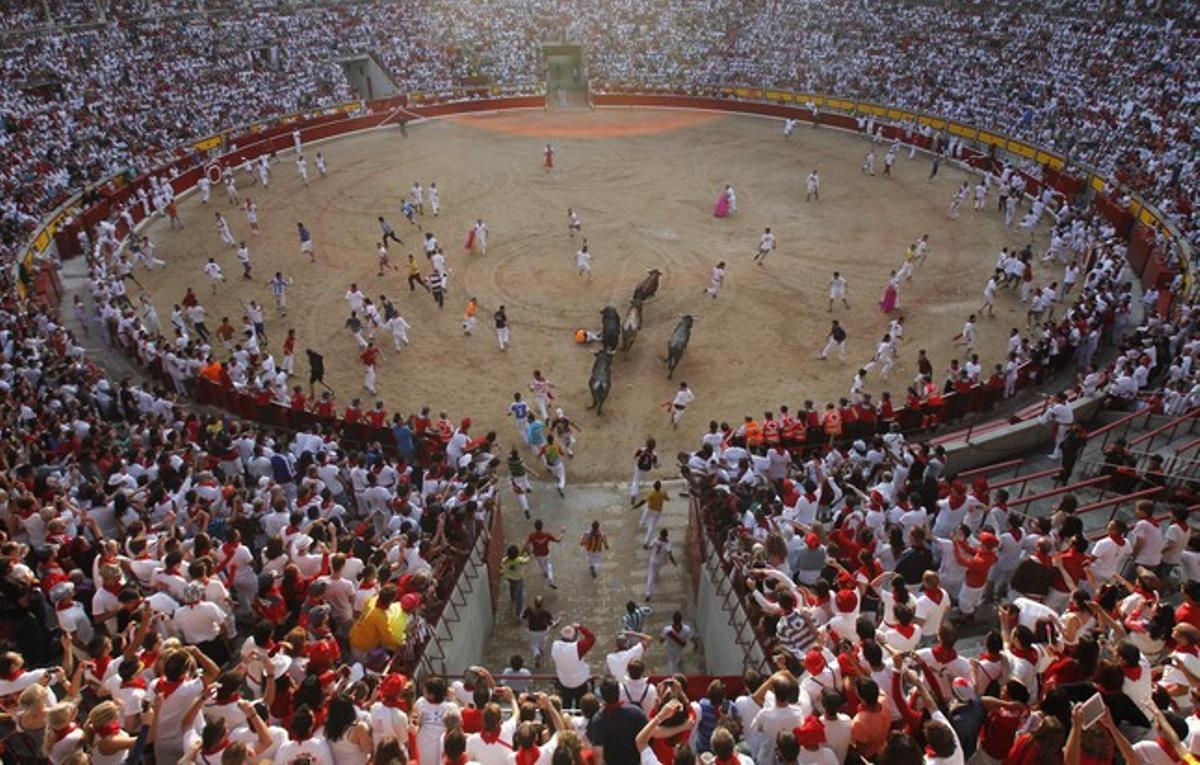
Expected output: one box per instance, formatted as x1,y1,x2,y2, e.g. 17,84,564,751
298,226,311,242
525,419,546,447
509,401,529,421
393,424,414,454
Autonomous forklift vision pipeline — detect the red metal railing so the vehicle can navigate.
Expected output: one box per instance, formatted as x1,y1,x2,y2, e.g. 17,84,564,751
1088,408,1155,450
1078,487,1167,538
1005,475,1112,512
1128,406,1200,451
956,458,1025,483
989,467,1063,499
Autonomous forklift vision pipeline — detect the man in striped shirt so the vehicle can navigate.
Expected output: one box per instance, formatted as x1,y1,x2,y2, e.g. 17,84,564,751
580,521,608,579
429,270,445,309
622,601,651,634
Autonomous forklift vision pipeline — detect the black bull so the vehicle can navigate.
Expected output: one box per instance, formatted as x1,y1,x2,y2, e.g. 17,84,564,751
587,350,614,414
601,305,621,352
664,315,694,378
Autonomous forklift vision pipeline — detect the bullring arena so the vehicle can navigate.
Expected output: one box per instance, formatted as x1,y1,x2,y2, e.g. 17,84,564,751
134,107,1037,482
4,2,1200,763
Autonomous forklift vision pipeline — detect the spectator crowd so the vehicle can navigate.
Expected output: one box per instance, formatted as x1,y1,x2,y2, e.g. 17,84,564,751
0,0,1199,764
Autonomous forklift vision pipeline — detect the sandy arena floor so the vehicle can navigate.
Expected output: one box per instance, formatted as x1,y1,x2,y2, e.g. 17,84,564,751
135,108,1051,481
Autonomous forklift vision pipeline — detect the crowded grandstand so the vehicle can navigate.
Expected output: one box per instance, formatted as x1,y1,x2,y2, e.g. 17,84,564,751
1,1,1200,764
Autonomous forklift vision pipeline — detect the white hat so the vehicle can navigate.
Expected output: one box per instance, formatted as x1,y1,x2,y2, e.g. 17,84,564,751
49,581,74,604
560,626,577,642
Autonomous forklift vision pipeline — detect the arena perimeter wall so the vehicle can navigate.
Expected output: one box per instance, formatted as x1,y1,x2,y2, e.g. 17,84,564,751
16,87,1175,445
15,88,1177,460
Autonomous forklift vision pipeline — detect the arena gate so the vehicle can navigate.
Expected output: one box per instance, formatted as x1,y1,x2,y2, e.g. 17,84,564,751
542,43,590,109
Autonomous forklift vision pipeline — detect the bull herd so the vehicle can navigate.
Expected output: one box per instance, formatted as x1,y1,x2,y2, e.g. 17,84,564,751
586,268,696,415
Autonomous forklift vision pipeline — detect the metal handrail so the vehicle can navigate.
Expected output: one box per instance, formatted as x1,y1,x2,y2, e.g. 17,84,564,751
1005,475,1112,511
1088,408,1153,449
1128,406,1200,450
989,467,1064,499
956,458,1024,483
1073,486,1164,528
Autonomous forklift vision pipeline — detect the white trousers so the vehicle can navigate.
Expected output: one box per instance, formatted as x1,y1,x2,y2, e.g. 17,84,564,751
535,555,555,585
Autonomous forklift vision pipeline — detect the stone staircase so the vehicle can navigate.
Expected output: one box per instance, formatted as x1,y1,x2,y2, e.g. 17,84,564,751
949,407,1199,655
959,408,1200,538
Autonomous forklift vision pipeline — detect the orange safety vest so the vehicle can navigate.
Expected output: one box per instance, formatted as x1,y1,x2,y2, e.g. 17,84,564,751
762,418,781,445
822,410,842,436
744,419,763,447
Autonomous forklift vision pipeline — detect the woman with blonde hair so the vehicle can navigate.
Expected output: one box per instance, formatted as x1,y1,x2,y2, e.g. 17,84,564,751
44,702,85,765
7,683,52,763
81,701,139,765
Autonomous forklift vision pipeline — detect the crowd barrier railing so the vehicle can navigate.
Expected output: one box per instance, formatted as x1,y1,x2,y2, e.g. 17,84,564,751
690,494,773,676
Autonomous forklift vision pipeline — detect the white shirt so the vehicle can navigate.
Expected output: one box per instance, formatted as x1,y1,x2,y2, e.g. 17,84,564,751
1132,518,1166,566
915,588,951,637
466,734,514,765
274,736,334,765
924,710,965,765
551,639,591,688
156,676,205,748
173,600,224,643
1090,535,1131,580
606,642,644,681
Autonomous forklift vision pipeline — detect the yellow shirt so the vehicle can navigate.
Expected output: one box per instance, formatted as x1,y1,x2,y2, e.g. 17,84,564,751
408,259,420,276
500,553,531,581
645,489,670,514
349,605,402,652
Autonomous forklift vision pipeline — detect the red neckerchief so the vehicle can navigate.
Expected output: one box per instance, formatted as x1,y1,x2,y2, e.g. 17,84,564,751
139,649,160,669
1011,527,1022,542
359,580,377,590
55,599,75,612
1144,517,1160,528
948,494,966,510
978,650,1001,662
89,656,112,679
122,676,148,690
1123,664,1143,682
1034,551,1053,568
931,644,957,664
1156,736,1182,764
1176,644,1199,656
514,746,541,765
203,738,231,756
52,724,77,743
1009,645,1037,664
102,581,123,596
156,677,183,699
95,721,122,738
891,623,916,639
480,729,509,746
2,668,23,681
923,587,944,605
444,756,469,765
1108,532,1126,546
